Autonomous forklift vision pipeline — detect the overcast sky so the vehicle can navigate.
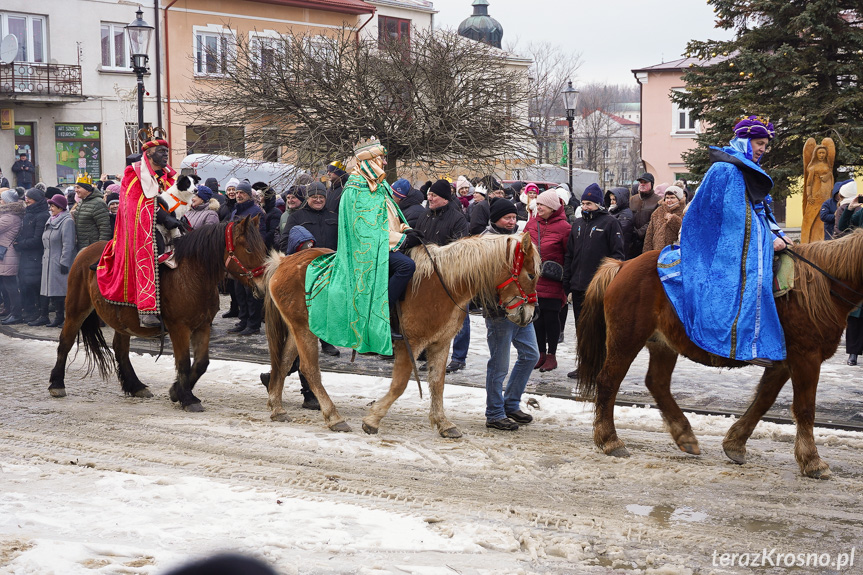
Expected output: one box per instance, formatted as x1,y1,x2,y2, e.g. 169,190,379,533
431,0,735,86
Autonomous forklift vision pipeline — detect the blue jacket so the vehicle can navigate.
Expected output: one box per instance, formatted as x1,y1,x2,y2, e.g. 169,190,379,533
230,199,266,238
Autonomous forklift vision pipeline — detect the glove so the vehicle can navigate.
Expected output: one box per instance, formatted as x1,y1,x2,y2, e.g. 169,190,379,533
60,264,69,275
404,228,424,240
401,233,422,251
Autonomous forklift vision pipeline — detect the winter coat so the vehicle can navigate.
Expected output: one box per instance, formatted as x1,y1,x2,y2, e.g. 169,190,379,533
11,159,34,188
41,210,77,296
0,201,24,276
279,203,338,252
643,198,686,253
0,175,9,188
74,189,111,250
14,197,50,285
605,187,635,258
413,201,469,247
525,204,570,304
820,197,839,239
218,196,236,222
838,204,863,235
629,190,660,257
261,195,282,250
469,199,492,235
398,187,426,228
184,199,220,230
230,199,266,238
562,209,624,294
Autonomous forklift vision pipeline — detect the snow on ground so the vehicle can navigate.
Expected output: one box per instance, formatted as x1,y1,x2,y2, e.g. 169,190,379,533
1,335,863,574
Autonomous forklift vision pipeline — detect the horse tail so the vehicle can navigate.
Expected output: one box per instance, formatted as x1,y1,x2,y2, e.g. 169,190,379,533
79,310,115,380
576,258,623,399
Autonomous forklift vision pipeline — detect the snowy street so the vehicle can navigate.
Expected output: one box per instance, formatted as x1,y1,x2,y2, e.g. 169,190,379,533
1,334,862,574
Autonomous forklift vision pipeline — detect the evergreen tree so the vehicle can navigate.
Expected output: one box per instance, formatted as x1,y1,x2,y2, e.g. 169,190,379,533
674,1,863,196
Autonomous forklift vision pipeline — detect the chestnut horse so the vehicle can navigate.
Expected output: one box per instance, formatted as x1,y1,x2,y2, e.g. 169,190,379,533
576,230,863,479
264,233,539,436
47,217,267,411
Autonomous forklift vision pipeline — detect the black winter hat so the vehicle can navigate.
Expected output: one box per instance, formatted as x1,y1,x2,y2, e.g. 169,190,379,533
105,192,120,204
429,179,452,201
306,182,327,197
76,182,95,194
24,188,45,202
204,177,219,192
636,172,655,185
488,197,517,224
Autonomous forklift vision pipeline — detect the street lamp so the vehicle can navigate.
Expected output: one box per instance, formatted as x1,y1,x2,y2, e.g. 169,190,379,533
126,6,154,151
561,80,579,193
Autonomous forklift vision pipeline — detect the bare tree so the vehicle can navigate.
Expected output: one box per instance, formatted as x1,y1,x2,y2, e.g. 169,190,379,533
180,28,534,181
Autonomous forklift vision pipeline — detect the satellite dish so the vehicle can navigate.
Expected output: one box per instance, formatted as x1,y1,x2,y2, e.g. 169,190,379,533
0,35,18,64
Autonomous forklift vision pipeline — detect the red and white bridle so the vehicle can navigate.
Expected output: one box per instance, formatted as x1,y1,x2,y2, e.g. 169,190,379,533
224,221,266,280
496,241,538,311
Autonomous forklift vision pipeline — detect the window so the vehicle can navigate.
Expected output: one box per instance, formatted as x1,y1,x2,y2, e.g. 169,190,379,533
186,125,245,156
195,29,234,76
378,16,410,48
261,128,281,163
101,23,129,69
671,88,698,135
250,34,285,77
603,147,610,159
576,146,584,160
1,12,46,63
305,36,336,79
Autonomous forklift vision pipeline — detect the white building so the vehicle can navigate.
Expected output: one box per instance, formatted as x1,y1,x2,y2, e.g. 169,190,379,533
363,0,436,41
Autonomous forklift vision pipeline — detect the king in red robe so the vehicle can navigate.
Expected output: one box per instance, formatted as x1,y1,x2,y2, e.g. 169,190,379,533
97,135,175,327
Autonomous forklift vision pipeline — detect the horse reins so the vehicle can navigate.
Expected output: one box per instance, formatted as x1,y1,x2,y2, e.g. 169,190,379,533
224,222,266,280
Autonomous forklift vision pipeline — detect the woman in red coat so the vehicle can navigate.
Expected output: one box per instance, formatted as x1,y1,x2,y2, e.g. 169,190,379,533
525,190,570,371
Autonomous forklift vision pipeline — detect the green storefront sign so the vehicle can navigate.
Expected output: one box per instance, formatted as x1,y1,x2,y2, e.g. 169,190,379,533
55,123,102,184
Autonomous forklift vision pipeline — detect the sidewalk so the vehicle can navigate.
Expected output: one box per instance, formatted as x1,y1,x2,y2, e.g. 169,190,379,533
4,295,862,429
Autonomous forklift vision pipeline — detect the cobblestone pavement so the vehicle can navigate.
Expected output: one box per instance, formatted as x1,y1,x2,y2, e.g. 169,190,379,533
4,296,862,428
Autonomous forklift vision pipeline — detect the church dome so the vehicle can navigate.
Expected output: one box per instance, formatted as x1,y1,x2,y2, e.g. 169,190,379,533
457,0,503,49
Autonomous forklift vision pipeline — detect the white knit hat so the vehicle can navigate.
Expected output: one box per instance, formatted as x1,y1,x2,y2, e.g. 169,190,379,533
664,185,685,201
839,180,858,199
226,177,240,190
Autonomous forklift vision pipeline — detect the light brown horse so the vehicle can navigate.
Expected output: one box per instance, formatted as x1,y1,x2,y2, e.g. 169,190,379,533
576,230,863,479
264,232,539,436
48,218,267,411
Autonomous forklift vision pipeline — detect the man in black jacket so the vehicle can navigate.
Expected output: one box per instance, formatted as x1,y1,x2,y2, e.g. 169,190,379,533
628,172,659,258
12,154,34,189
469,185,507,235
391,178,425,227
15,188,50,323
562,183,624,378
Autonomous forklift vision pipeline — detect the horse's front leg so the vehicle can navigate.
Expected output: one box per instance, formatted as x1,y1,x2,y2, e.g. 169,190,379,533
167,324,202,412
294,328,348,432
362,340,414,435
788,355,830,479
113,331,152,398
424,341,460,437
722,364,789,465
643,341,698,455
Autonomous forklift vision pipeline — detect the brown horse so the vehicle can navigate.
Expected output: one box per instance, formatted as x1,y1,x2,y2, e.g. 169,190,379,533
576,230,863,479
48,217,267,411
263,232,539,436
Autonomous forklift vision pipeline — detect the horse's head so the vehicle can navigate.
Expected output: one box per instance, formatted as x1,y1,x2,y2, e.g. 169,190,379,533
495,233,539,326
225,215,268,297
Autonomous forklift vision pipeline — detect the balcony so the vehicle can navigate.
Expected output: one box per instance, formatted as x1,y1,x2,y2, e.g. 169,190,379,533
0,62,85,104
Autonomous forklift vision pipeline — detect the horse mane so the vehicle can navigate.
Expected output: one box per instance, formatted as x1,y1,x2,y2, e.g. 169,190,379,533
789,229,863,332
409,234,537,310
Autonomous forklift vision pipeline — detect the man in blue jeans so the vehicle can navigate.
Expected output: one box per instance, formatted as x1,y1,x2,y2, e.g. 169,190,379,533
481,198,540,430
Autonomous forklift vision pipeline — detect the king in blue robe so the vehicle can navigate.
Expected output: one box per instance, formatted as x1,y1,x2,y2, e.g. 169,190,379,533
657,116,787,363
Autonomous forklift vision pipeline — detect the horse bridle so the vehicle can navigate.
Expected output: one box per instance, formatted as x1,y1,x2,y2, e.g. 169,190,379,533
496,240,538,311
224,221,266,280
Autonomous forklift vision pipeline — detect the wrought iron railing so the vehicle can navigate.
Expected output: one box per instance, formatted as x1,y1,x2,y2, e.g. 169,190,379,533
0,62,83,97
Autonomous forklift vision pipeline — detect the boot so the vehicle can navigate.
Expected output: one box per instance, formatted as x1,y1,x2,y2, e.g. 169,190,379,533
534,352,547,370
848,354,858,366
138,313,161,328
390,303,403,341
539,354,558,372
299,374,320,410
46,298,65,328
28,315,50,327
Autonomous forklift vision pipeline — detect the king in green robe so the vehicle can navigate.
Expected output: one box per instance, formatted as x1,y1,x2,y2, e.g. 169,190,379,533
305,139,410,356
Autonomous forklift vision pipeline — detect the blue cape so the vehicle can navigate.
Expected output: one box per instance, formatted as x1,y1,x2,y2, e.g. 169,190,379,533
658,145,786,361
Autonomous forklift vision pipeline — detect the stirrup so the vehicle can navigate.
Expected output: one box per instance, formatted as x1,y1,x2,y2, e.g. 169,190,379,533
745,357,774,368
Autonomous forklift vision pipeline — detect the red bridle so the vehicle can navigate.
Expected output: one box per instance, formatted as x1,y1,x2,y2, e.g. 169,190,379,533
224,221,266,280
496,241,538,310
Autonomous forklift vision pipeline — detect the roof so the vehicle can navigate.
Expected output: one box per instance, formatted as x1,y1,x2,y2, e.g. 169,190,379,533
248,0,376,15
632,54,729,74
366,0,437,13
607,113,638,126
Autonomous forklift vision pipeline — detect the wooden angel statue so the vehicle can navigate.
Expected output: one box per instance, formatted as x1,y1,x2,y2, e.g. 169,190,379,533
801,137,835,243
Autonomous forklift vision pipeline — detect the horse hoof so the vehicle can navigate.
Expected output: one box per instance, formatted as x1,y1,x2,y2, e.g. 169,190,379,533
330,421,352,433
169,387,178,402
183,402,204,413
48,387,67,398
723,448,746,465
271,413,291,423
134,388,153,399
678,442,701,455
804,463,831,480
362,422,379,435
440,427,462,439
607,446,630,458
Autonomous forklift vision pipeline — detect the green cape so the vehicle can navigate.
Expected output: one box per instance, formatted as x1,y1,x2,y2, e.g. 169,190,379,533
306,174,407,355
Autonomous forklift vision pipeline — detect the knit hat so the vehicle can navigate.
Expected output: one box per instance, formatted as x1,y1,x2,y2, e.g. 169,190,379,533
536,190,562,211
429,179,452,201
104,192,120,204
524,182,539,195
286,185,307,202
46,186,61,197
1,189,18,204
510,181,525,195
25,188,44,202
664,185,685,201
76,182,94,194
108,199,119,208
839,180,858,200
107,183,122,195
48,194,68,211
455,175,471,194
581,183,604,205
488,197,517,224
236,180,253,195
307,182,327,197
226,177,240,190
196,185,213,202
391,178,411,199
204,177,219,192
